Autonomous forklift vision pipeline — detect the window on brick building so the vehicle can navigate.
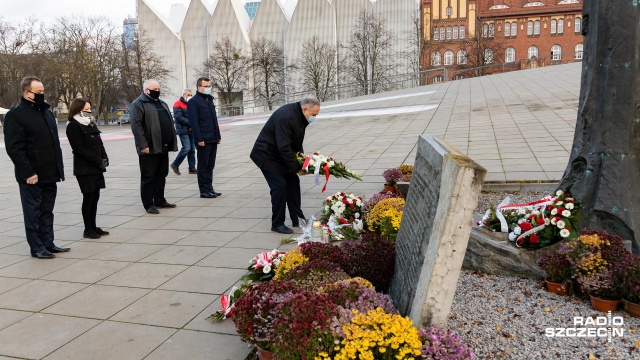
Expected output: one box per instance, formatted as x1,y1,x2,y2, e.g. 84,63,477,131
460,26,466,39
433,75,445,84
434,27,439,41
558,19,564,34
505,47,516,63
575,17,581,33
453,26,459,39
457,50,467,64
453,74,465,80
489,24,495,37
444,50,454,65
446,26,452,40
504,22,511,37
551,19,557,34
528,46,539,59
551,45,562,61
440,27,445,40
484,49,494,64
534,20,541,35
432,51,442,66
527,21,534,35
575,43,583,59
511,22,517,37
483,24,489,38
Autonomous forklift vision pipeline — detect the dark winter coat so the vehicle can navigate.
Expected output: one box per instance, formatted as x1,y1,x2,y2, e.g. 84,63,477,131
3,98,65,183
66,119,109,176
129,93,178,154
250,102,308,174
173,97,191,135
188,91,221,144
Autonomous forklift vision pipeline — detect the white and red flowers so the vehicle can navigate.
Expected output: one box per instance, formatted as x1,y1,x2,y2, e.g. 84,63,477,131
246,249,287,281
296,152,362,192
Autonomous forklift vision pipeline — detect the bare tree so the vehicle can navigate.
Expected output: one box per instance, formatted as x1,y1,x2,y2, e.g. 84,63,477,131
250,37,285,111
295,36,337,102
404,10,424,86
119,28,171,103
341,9,396,96
196,36,250,106
459,22,505,78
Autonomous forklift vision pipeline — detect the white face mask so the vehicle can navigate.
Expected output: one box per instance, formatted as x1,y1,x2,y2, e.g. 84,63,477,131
202,87,212,95
185,96,192,102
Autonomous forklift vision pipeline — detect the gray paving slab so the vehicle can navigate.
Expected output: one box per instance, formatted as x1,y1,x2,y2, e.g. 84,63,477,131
0,63,582,359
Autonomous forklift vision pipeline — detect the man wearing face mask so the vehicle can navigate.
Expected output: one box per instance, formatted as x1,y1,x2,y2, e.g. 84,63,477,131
250,95,320,234
129,79,178,214
3,76,68,259
188,77,222,198
170,88,196,175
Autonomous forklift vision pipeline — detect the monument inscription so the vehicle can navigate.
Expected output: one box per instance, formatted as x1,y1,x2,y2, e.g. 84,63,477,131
389,135,486,328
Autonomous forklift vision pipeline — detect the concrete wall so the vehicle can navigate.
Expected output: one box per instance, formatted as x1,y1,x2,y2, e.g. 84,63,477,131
181,0,212,88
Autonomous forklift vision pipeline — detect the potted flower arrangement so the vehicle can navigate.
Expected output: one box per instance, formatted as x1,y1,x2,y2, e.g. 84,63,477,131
612,254,640,317
537,252,572,295
419,326,474,359
382,167,402,193
579,268,620,312
365,197,405,242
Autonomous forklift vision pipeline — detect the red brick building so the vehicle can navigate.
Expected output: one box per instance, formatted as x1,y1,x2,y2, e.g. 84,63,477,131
420,0,584,83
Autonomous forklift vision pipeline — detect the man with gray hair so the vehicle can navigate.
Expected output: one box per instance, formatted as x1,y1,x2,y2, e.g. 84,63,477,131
129,79,178,214
250,95,320,234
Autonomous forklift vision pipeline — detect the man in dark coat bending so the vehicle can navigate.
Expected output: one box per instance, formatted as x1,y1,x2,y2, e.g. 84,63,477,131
250,95,321,234
3,76,69,259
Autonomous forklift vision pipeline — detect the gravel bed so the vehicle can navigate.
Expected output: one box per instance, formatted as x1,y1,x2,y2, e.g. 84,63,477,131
476,191,549,214
448,271,640,359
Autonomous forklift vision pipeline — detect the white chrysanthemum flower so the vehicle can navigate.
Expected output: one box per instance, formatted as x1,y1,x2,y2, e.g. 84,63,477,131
566,203,574,210
557,220,566,229
556,201,563,206
556,190,564,196
354,213,360,219
263,265,272,274
551,218,558,225
518,208,527,215
328,161,335,167
508,232,517,242
560,229,571,238
273,258,280,266
514,226,522,235
551,208,558,216
562,210,571,217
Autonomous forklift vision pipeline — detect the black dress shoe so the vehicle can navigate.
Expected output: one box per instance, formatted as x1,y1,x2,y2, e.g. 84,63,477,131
271,225,294,234
94,228,109,236
212,192,222,196
83,231,101,239
156,202,176,208
31,250,55,259
200,193,217,198
46,245,70,253
188,169,197,174
146,206,160,214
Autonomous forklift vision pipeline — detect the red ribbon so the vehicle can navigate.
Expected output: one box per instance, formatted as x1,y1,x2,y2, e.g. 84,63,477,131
321,164,330,192
302,156,311,170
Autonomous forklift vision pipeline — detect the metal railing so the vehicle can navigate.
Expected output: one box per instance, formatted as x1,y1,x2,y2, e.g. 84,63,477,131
216,51,583,115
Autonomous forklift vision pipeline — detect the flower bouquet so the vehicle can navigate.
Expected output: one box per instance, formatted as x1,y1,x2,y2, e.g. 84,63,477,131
296,152,362,192
478,190,580,249
321,192,364,240
208,283,253,322
243,249,287,282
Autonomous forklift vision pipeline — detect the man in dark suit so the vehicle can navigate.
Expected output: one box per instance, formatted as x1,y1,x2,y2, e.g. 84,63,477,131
250,95,320,234
129,79,178,214
188,77,222,198
3,76,69,259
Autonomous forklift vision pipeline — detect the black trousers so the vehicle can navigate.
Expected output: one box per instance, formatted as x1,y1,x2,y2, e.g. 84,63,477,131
261,169,305,228
81,189,100,232
18,182,57,253
196,143,217,194
139,152,169,208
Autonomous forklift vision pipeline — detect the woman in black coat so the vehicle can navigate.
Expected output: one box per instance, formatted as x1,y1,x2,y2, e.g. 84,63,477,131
66,99,109,239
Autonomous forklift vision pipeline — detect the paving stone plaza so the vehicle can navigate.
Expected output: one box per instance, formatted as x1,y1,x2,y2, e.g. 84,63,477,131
0,63,580,359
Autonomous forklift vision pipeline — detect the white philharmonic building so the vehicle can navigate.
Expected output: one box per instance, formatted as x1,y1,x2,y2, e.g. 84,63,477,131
137,0,419,113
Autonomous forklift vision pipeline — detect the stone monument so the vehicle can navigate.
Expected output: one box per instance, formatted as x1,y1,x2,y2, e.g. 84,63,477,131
389,135,486,328
558,0,640,251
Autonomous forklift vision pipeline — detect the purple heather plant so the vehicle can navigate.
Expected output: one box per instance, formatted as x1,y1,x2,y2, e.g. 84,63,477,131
537,252,572,284
419,326,474,360
611,253,640,303
382,167,402,186
578,268,620,300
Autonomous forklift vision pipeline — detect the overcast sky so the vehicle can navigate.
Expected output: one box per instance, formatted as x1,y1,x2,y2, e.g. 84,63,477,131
0,0,188,28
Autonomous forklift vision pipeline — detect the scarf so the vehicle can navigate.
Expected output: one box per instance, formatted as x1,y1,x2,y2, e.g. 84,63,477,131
72,113,96,127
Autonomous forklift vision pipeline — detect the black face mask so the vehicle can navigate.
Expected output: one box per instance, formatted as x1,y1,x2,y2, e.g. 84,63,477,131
148,89,160,100
32,93,45,105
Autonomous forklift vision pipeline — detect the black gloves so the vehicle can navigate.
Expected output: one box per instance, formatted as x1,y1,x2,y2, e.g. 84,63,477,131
100,159,109,169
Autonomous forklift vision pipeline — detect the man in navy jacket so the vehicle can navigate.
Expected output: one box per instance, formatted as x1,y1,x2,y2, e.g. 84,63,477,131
3,76,69,258
170,88,196,175
188,77,222,198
